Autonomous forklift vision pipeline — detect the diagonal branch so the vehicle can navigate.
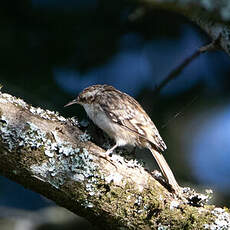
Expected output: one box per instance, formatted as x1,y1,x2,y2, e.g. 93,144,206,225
0,91,229,229
154,36,221,94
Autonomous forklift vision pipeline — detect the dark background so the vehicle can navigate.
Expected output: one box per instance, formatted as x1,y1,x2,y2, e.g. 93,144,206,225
1,0,230,226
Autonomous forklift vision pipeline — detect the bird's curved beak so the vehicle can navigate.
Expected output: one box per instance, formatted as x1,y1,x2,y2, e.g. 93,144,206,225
64,98,78,107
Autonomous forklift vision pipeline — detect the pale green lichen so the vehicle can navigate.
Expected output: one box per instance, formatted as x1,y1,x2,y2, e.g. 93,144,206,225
0,93,28,108
79,132,91,142
170,200,180,210
204,208,230,230
105,172,123,185
0,111,100,193
29,106,66,122
157,225,169,230
31,146,98,189
0,116,15,150
0,114,59,152
0,92,66,122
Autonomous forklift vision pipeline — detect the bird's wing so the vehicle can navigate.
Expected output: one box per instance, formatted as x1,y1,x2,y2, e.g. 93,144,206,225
98,90,166,152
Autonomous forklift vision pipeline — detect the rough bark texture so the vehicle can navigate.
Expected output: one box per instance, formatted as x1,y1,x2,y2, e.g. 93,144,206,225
130,0,230,56
0,91,230,229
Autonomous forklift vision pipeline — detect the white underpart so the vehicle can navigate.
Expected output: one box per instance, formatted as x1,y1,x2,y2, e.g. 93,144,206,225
82,103,137,149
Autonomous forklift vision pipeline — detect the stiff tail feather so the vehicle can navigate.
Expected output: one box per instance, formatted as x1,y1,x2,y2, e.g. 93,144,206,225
150,148,181,194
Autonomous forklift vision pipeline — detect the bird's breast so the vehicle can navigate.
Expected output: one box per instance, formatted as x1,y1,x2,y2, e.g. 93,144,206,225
83,103,116,135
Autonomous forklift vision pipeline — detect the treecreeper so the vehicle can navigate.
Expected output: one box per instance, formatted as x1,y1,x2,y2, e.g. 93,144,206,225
65,84,181,195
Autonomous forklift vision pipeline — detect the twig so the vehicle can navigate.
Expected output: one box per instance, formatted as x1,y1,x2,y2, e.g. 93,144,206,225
154,35,222,94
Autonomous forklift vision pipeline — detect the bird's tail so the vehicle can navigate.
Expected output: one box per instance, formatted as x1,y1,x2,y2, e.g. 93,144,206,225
150,148,181,195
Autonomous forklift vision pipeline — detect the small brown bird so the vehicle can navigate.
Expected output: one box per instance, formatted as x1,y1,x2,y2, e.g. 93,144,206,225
65,84,181,194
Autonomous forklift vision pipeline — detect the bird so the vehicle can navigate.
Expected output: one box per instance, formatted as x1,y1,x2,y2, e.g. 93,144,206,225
65,84,181,194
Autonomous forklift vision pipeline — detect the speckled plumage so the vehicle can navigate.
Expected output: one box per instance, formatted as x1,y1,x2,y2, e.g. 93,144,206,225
77,84,166,152
65,84,181,194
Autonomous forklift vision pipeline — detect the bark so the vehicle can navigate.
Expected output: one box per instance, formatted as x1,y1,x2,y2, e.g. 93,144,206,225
130,0,230,56
0,91,229,230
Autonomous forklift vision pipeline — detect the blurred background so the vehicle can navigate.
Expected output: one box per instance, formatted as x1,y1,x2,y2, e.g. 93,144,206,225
1,0,230,229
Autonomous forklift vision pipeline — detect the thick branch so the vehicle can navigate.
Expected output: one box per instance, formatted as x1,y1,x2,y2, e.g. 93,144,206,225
0,91,229,229
130,0,230,56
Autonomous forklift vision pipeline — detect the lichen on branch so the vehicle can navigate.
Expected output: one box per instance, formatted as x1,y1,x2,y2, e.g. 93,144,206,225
0,91,229,229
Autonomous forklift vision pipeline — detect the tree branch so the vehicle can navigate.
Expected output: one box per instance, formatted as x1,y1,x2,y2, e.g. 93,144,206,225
0,91,229,229
130,0,230,56
154,36,221,94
